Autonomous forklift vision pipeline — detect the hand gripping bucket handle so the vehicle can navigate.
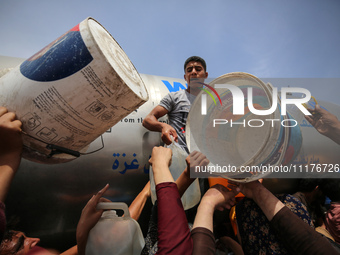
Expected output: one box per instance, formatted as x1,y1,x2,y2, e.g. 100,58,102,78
97,202,130,217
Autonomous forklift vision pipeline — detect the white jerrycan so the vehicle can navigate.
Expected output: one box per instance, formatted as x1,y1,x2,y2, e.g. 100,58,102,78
85,202,145,255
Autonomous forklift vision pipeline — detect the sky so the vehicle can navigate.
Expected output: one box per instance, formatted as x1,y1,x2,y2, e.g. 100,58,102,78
1,0,340,103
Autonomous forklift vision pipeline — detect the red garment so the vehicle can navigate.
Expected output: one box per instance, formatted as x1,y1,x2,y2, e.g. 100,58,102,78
325,203,340,244
156,182,193,255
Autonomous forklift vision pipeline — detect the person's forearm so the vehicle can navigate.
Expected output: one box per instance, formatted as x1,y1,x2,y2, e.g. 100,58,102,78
176,167,195,197
193,201,215,232
152,161,174,185
0,165,18,202
129,186,149,221
0,152,21,171
326,122,340,145
251,184,284,221
142,115,166,132
76,232,88,255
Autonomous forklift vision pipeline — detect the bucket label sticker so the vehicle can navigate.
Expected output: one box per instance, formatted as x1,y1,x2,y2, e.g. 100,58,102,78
20,24,93,82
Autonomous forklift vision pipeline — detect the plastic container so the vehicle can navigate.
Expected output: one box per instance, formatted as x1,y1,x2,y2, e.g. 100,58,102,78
0,17,148,164
187,72,302,182
85,202,145,255
149,138,201,210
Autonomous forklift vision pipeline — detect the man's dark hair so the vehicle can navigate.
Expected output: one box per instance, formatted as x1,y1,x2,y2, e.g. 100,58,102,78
319,179,340,202
296,178,320,192
0,230,23,254
184,56,207,72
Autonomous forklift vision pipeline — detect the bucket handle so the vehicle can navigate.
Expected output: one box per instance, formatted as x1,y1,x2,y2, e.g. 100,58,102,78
97,202,130,217
302,96,318,115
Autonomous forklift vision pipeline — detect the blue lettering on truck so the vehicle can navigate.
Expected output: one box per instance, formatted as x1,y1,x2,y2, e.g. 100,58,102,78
161,80,187,92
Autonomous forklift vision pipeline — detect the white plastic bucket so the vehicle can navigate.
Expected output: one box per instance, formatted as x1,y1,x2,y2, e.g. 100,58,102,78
187,72,302,182
0,17,148,163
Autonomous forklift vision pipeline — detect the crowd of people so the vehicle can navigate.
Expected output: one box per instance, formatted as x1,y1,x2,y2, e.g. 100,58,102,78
0,56,339,254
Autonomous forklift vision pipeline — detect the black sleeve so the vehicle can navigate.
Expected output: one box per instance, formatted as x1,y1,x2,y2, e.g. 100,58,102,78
191,227,216,255
270,206,339,255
